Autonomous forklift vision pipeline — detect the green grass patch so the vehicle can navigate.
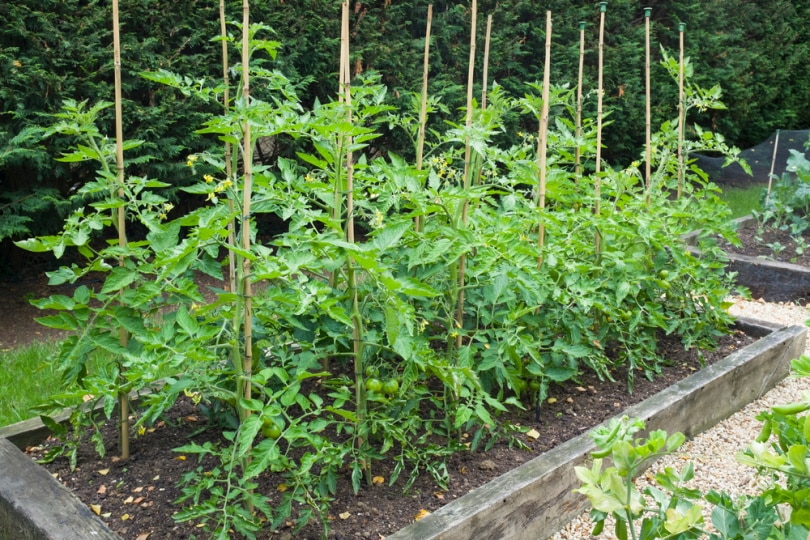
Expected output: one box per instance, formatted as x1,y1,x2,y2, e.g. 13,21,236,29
719,183,765,219
0,340,64,427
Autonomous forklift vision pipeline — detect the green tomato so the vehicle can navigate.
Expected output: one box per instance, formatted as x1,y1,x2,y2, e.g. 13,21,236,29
365,365,379,378
655,279,671,290
382,379,400,395
365,378,383,393
261,418,283,439
658,269,670,279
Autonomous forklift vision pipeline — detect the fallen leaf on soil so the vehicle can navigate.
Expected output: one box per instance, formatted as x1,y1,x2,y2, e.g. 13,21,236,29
152,475,160,481
526,428,540,439
135,534,150,540
133,496,145,504
97,485,107,494
121,514,130,521
547,397,557,404
434,491,445,501
566,397,574,403
185,415,198,422
576,386,587,392
133,486,144,493
124,496,134,504
372,476,385,485
277,483,288,492
175,455,187,461
339,511,351,520
414,509,431,521
97,469,110,475
89,504,102,515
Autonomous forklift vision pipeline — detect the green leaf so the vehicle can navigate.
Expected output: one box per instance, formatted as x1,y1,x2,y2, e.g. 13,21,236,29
175,306,199,337
101,266,139,294
372,221,410,252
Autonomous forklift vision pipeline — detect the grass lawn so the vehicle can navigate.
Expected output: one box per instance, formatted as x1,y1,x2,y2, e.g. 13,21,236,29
718,183,765,219
0,340,64,427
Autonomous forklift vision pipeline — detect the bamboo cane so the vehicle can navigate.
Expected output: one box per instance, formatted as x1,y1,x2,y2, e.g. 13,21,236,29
455,0,477,350
536,11,552,269
644,7,652,207
677,22,685,199
481,14,493,110
415,5,433,234
111,0,130,461
340,0,369,485
595,1,606,254
766,130,781,205
575,21,586,181
220,0,237,294
240,0,253,407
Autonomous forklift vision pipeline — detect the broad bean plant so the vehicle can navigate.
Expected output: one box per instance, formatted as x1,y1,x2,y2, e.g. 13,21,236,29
576,356,810,540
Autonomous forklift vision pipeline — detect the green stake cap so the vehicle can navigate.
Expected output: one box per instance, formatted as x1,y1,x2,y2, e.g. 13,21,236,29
599,2,607,12
678,22,686,32
644,7,651,17
579,21,586,29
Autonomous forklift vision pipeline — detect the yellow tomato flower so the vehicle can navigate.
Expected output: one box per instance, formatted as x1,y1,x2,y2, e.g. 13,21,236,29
203,174,214,183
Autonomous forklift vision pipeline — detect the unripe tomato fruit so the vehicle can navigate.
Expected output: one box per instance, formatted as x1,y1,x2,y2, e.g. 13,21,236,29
382,379,399,395
262,419,283,439
365,378,383,393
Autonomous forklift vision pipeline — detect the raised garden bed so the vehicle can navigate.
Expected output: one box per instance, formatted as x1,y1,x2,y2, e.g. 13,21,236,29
0,318,804,540
688,215,810,303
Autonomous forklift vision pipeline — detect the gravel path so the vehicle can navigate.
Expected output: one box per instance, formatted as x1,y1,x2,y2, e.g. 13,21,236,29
551,296,810,539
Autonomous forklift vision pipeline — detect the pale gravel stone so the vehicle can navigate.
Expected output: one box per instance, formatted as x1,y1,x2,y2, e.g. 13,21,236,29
549,297,810,540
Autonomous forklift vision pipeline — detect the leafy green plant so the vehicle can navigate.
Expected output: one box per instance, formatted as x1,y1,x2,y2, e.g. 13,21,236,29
15,16,752,538
576,356,810,540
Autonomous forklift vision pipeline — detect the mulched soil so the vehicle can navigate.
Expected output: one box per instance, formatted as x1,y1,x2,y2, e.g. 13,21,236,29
24,330,756,540
719,218,810,267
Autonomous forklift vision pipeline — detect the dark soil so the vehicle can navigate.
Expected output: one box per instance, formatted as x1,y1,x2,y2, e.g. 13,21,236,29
720,219,810,267
23,330,756,540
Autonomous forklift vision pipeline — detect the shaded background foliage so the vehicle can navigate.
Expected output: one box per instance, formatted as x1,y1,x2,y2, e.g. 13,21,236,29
2,0,809,272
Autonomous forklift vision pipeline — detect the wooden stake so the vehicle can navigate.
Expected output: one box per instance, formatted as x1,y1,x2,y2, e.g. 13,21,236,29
677,23,685,199
575,21,586,181
415,5,433,233
644,7,652,206
220,0,237,294
111,0,129,461
240,0,253,405
481,14,493,109
536,11,552,269
766,130,781,205
456,0,477,350
595,2,607,254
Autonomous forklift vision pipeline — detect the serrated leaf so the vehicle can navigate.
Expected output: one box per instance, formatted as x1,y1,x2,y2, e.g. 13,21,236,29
101,266,139,294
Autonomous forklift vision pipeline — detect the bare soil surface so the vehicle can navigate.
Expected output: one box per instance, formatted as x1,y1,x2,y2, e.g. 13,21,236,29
720,219,810,267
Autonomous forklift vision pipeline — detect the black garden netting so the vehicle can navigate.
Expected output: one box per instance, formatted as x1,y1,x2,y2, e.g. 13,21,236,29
692,130,810,187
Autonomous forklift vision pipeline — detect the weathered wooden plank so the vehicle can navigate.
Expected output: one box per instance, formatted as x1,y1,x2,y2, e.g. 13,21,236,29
0,438,119,539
